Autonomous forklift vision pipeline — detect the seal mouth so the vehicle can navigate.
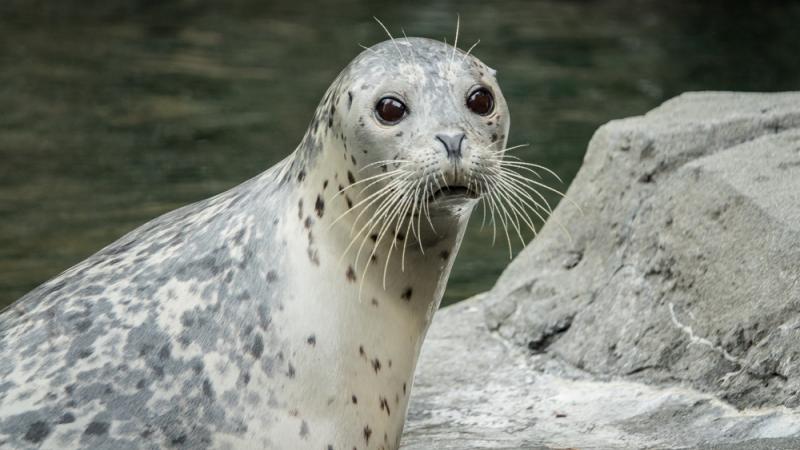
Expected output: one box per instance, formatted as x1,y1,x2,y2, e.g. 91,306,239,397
429,185,479,202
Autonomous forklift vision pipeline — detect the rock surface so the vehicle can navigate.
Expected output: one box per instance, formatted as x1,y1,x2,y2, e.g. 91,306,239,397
402,92,800,449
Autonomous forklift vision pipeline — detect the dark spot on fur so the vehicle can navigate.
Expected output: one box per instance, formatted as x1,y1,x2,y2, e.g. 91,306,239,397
346,266,356,282
380,397,391,416
300,420,309,438
23,421,50,443
298,199,304,220
372,358,381,373
84,421,109,436
345,195,353,209
364,425,372,444
323,179,329,189
251,334,264,359
305,216,314,229
370,234,378,242
203,378,214,397
171,434,187,445
401,287,413,301
315,195,325,218
440,250,450,260
287,363,296,378
308,247,320,266
351,155,357,165
266,271,278,282
75,318,92,333
352,394,358,404
57,413,75,424
395,131,403,137
396,232,405,242
307,335,316,346
491,133,498,142
348,91,353,109
347,171,356,184
159,343,171,360
403,383,407,395
371,298,378,307
297,170,306,182
359,345,365,357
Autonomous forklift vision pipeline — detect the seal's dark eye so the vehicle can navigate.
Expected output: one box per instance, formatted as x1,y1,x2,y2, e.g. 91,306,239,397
375,97,407,124
466,88,494,116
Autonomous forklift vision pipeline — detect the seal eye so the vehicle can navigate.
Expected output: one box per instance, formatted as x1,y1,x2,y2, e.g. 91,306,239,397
375,97,407,124
466,87,494,116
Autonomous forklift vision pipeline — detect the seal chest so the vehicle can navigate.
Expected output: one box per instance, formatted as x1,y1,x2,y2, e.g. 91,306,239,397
0,36,518,450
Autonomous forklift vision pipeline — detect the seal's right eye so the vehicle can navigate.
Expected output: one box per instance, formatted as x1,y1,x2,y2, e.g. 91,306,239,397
375,97,407,124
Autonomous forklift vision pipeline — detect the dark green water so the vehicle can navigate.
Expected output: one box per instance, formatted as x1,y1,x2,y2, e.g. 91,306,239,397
1,1,798,307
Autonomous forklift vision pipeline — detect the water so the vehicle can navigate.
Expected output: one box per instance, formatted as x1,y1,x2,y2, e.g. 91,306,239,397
1,1,798,308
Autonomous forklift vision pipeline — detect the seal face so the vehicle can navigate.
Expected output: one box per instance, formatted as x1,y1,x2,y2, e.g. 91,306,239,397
0,37,515,449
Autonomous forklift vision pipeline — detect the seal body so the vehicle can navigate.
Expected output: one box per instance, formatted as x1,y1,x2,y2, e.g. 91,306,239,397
0,37,510,449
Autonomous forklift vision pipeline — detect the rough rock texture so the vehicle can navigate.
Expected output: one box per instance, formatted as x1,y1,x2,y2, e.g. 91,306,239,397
402,92,800,449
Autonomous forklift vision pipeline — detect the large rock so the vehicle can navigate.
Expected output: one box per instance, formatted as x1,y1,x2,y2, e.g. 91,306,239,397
402,92,800,449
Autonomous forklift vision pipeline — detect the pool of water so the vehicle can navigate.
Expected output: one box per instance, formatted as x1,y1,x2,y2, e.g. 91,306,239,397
1,0,798,307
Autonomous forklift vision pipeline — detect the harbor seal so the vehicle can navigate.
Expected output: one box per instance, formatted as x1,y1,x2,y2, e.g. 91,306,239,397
0,35,549,449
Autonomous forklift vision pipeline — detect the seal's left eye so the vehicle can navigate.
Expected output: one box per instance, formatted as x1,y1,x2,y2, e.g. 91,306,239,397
375,97,407,124
467,87,494,116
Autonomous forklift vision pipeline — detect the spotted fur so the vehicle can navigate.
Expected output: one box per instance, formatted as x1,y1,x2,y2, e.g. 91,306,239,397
0,37,510,449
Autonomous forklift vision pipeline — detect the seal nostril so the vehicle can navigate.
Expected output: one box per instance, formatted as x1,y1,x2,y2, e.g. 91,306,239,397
435,132,466,159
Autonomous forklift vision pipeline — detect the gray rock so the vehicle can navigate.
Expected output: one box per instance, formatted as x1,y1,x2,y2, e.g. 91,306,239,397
402,92,800,449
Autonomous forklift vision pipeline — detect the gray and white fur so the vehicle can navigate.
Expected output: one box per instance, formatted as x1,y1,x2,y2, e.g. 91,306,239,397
0,37,515,449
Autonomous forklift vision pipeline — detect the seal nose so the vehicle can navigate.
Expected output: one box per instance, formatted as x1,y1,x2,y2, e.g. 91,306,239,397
435,132,466,159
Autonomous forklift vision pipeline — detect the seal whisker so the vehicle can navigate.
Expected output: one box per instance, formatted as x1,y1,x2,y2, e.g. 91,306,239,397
332,167,406,201
463,39,481,60
488,165,554,214
352,178,414,300
332,168,404,201
359,158,413,172
400,179,424,270
358,43,378,54
448,14,461,77
350,176,414,258
497,167,576,211
373,17,408,63
336,182,408,268
487,142,530,155
348,175,413,234
328,174,408,229
495,172,553,218
497,167,577,244
494,176,542,238
383,185,416,284
483,176,516,257
477,172,500,245
491,179,529,246
494,155,563,182
401,28,419,66
342,177,413,268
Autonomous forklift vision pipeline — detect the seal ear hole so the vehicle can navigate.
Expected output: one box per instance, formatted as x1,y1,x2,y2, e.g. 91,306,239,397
466,87,494,116
375,97,407,124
